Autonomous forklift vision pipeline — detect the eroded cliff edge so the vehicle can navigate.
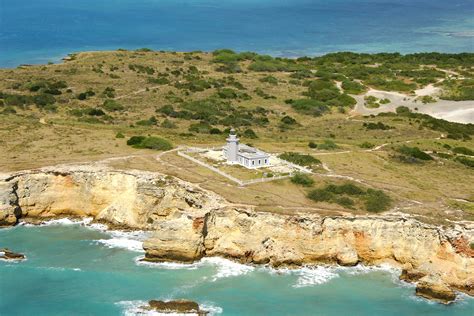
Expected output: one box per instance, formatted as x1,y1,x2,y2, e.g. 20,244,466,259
0,165,473,302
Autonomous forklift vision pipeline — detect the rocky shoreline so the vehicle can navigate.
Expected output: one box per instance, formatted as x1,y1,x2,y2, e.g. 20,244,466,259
1,165,473,304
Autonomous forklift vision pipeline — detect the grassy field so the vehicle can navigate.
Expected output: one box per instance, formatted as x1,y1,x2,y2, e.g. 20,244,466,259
0,49,473,224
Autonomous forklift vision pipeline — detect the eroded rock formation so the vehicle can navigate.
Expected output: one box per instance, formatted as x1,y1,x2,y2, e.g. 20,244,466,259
0,165,473,302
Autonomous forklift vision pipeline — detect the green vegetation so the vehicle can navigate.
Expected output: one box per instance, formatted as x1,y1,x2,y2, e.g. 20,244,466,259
278,152,321,167
317,140,339,150
440,79,474,101
359,142,375,149
452,146,474,156
126,136,173,150
396,145,433,162
455,156,474,168
363,122,393,130
391,107,474,140
115,132,125,138
102,99,124,112
290,173,314,187
307,183,391,212
341,80,366,94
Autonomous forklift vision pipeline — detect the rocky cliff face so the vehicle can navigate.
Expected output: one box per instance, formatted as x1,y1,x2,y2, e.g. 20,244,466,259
0,165,473,302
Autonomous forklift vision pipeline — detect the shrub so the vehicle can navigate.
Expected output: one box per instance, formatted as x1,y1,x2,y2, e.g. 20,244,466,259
126,136,146,146
365,189,392,212
161,119,177,129
326,183,365,195
335,196,355,208
278,152,321,167
243,128,258,139
318,140,339,150
291,173,314,187
452,146,474,156
102,99,124,112
341,80,366,94
259,75,278,85
115,132,125,138
397,145,433,161
363,122,393,130
359,142,375,149
136,116,157,126
308,141,318,149
86,108,106,116
455,156,474,168
307,189,333,202
281,115,297,125
126,136,173,150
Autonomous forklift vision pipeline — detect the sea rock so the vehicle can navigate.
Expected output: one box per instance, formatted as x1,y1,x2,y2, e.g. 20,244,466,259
415,275,457,304
400,268,426,282
0,248,26,260
148,299,207,315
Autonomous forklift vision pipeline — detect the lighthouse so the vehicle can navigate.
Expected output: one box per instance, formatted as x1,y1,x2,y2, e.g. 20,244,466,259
225,128,239,163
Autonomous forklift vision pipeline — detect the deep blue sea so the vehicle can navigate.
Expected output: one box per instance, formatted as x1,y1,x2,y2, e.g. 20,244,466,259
0,0,473,67
1,220,473,315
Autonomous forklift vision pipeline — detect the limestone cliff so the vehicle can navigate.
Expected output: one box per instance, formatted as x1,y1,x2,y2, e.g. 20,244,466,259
0,165,472,302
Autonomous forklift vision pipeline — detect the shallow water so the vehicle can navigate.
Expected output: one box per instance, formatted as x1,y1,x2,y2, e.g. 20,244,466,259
1,221,473,315
0,0,473,67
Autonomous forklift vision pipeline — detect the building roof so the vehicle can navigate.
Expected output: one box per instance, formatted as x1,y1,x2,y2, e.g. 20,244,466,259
237,144,269,159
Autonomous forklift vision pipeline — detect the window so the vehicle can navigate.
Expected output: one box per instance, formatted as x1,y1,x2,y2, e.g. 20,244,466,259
264,159,267,164
258,159,261,165
252,160,255,165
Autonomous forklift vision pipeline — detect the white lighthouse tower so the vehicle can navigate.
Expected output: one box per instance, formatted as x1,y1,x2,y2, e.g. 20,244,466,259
225,128,239,163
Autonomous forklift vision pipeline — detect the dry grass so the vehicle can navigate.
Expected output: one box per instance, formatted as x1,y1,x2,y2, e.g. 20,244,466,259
0,50,473,224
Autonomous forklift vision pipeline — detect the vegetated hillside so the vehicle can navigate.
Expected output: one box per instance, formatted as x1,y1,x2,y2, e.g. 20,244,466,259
0,49,473,223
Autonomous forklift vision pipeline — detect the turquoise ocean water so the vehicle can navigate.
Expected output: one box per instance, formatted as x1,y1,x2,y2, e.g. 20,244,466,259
0,220,473,315
0,0,473,67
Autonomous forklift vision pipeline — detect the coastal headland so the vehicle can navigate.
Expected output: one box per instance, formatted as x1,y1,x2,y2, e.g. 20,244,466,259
1,165,472,304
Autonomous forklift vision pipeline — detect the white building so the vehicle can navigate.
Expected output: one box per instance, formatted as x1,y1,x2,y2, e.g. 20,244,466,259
223,129,270,169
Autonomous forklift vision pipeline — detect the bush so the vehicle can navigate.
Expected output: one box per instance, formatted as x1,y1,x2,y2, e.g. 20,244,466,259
115,132,125,138
452,146,474,156
335,196,355,208
397,145,433,161
455,156,474,168
126,136,146,146
326,183,365,195
308,141,318,149
291,173,314,187
281,115,297,125
278,152,321,167
363,122,393,130
307,189,333,202
341,80,366,94
318,140,339,150
359,142,375,149
126,136,173,150
102,99,124,112
259,75,278,85
243,128,258,139
365,189,392,212
161,119,177,129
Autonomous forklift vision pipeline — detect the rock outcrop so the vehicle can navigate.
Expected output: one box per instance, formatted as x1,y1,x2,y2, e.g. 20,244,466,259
0,248,26,261
415,275,457,304
147,300,207,315
0,165,473,302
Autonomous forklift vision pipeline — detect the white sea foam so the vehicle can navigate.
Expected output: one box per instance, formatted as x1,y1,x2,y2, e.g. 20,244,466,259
96,237,144,252
292,266,339,288
135,257,199,270
37,217,94,226
134,256,254,280
116,300,222,316
201,257,254,281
